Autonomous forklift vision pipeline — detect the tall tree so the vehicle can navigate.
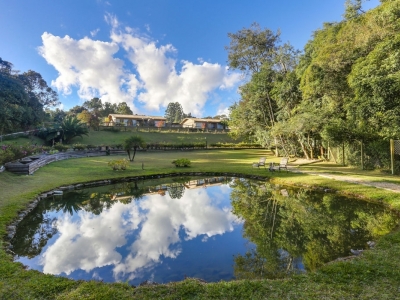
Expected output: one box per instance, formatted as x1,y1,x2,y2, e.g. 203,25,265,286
225,22,280,74
164,102,185,123
0,58,13,74
17,70,59,108
83,97,103,112
45,108,66,124
102,102,117,117
343,0,364,20
67,105,86,116
0,68,44,133
115,102,133,115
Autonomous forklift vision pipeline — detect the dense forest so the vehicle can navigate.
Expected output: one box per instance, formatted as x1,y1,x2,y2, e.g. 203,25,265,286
227,0,400,170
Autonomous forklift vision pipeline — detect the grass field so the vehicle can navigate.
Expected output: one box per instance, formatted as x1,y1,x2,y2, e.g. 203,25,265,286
2,130,240,147
1,149,400,298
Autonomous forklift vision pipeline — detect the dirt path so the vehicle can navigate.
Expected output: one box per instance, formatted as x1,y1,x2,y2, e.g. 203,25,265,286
290,168,400,193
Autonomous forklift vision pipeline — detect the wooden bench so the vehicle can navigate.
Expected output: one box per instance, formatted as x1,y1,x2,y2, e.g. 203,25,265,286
269,157,289,172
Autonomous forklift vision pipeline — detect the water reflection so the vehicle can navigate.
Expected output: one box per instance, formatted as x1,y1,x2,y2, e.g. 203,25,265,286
11,177,400,284
12,177,243,284
230,178,399,279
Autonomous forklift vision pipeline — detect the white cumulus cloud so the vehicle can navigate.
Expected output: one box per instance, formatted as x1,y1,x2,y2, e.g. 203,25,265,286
39,15,240,116
39,32,140,109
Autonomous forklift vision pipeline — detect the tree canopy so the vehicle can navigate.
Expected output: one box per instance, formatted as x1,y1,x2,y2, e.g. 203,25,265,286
164,102,186,123
227,1,400,169
123,135,146,161
0,59,47,134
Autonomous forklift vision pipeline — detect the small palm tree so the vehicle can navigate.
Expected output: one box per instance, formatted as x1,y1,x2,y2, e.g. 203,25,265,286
124,135,146,161
61,116,89,143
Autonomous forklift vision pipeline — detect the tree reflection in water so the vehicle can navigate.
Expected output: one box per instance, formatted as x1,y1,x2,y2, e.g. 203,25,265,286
10,190,90,258
167,183,185,199
230,178,399,279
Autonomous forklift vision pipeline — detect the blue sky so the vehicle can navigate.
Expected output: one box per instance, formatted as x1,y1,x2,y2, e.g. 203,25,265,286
0,0,380,117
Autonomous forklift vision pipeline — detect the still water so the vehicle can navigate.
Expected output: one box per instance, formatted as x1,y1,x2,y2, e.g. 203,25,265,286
11,177,399,285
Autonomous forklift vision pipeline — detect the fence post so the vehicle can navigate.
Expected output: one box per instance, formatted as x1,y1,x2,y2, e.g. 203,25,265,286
342,143,345,166
390,139,394,175
360,140,364,170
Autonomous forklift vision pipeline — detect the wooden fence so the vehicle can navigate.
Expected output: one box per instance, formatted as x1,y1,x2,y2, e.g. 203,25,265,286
4,151,109,175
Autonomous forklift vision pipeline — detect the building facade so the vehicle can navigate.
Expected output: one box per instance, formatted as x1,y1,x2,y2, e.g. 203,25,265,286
106,114,166,127
180,118,227,130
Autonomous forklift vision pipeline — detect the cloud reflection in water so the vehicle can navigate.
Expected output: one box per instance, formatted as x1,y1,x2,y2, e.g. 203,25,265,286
40,186,241,282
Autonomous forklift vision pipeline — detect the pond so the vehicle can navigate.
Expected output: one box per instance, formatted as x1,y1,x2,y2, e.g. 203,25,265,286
10,176,400,285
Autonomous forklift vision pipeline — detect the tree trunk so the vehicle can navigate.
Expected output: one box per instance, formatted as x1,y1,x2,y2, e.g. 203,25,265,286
132,147,137,161
298,135,310,160
127,150,133,161
306,134,313,159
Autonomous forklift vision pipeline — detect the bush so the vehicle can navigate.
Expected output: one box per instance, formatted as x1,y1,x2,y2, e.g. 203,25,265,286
102,126,121,132
172,158,191,167
0,143,43,165
210,142,262,148
53,143,69,152
0,146,15,165
72,144,87,151
108,159,129,170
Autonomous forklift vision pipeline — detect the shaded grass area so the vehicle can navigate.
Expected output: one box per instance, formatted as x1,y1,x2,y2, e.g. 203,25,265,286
69,130,238,146
1,150,400,299
1,131,239,148
2,135,44,146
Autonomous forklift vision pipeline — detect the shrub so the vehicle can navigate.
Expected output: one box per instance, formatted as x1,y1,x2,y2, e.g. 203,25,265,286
53,143,69,152
0,147,15,165
108,159,129,170
0,143,42,165
72,144,87,151
210,142,262,148
172,158,191,167
102,126,121,133
49,149,59,154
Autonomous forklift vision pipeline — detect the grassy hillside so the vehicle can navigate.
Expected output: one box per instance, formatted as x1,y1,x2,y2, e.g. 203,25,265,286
70,130,239,146
2,131,240,147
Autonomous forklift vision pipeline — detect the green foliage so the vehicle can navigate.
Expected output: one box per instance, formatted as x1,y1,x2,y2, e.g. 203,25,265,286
123,135,146,161
17,70,59,108
115,102,133,115
226,22,280,74
164,102,185,123
172,158,191,167
228,1,400,165
53,143,69,152
348,35,400,139
0,71,44,134
230,178,399,278
60,116,89,144
210,142,262,148
107,159,129,170
0,143,44,165
86,144,97,150
343,0,364,20
72,144,87,151
102,126,121,132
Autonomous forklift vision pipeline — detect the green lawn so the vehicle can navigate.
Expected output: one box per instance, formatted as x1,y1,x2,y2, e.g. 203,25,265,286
2,130,240,147
70,130,239,146
0,149,400,299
